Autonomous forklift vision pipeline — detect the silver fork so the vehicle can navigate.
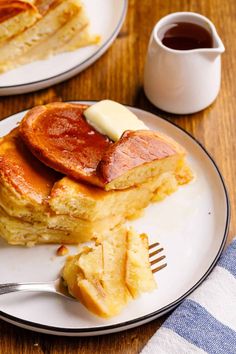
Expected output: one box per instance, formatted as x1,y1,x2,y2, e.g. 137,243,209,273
0,243,167,299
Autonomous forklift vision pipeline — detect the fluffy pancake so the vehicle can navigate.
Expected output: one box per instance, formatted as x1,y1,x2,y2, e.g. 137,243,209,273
0,128,59,202
0,0,79,72
19,102,189,190
98,129,186,190
0,130,124,245
0,0,99,73
0,128,60,220
0,205,122,246
126,230,157,299
20,102,111,187
23,4,95,62
49,168,186,221
0,126,193,246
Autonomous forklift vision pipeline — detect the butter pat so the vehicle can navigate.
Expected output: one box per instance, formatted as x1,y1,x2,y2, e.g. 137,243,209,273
84,100,148,141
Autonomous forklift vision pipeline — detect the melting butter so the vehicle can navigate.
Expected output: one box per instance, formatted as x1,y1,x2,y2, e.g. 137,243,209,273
84,100,148,141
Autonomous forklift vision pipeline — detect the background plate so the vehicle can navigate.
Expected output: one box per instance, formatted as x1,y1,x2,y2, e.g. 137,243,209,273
0,104,229,336
0,0,127,95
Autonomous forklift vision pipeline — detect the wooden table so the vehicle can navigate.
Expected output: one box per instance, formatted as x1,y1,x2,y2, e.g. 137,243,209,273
0,0,235,353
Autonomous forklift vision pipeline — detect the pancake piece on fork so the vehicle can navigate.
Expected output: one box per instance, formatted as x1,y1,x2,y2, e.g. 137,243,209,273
62,227,157,318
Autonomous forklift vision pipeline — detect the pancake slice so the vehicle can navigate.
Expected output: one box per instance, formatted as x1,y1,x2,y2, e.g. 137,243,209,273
59,25,100,53
126,230,157,298
0,204,123,246
98,129,187,190
49,170,183,221
0,128,60,205
62,228,157,318
21,6,88,61
19,102,111,187
0,0,95,73
57,5,100,53
14,2,100,64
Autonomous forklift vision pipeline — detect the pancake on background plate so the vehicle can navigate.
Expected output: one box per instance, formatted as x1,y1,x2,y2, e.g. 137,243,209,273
0,0,100,73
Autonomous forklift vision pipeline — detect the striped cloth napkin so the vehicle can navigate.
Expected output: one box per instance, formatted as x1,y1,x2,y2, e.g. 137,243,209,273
141,238,236,354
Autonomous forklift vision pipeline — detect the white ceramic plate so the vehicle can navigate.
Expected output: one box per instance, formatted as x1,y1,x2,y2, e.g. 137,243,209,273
0,1,127,96
0,103,229,336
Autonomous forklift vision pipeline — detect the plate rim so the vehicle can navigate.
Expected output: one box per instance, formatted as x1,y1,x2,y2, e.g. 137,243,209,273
0,0,128,90
0,102,230,335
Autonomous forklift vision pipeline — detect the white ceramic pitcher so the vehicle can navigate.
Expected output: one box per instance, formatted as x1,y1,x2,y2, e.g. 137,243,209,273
144,12,225,114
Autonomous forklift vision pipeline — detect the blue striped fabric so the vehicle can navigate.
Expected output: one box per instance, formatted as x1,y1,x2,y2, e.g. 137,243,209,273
164,299,236,354
218,239,236,277
141,238,236,354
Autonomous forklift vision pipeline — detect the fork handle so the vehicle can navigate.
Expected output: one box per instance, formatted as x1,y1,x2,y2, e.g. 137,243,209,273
0,282,56,295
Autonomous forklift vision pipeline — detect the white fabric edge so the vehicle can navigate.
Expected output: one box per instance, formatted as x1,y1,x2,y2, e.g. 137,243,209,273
188,265,236,331
140,327,207,354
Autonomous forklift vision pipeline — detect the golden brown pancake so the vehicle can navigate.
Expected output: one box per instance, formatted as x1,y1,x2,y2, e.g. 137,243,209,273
0,124,193,246
0,128,125,245
19,102,111,187
0,128,60,204
19,102,188,190
98,130,179,184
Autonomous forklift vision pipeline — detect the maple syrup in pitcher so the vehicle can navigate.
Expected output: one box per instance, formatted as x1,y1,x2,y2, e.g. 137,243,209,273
160,22,213,50
144,12,225,113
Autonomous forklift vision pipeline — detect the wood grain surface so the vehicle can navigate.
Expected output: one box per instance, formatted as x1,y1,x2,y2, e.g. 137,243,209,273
0,0,235,353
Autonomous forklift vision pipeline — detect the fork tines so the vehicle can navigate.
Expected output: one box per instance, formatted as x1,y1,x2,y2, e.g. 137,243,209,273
149,242,167,273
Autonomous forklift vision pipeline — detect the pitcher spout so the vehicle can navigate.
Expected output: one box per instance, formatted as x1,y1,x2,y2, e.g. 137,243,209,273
211,29,225,54
205,20,225,57
200,24,225,60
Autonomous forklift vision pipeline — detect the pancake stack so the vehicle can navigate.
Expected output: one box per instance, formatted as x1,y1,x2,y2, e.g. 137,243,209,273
0,0,99,73
0,102,193,246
